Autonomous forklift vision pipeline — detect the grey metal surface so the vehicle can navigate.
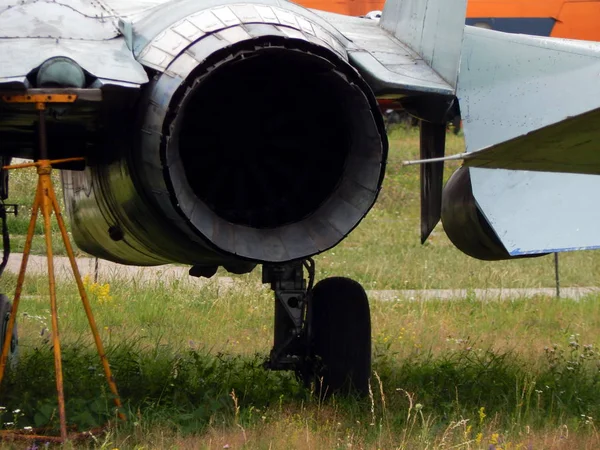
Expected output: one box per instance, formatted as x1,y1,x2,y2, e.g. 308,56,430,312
99,0,169,20
0,0,147,86
463,107,600,175
0,0,465,97
0,39,148,87
459,27,600,155
137,3,348,72
128,0,354,57
130,0,458,97
468,169,600,255
441,167,525,260
457,26,600,256
0,0,119,39
313,11,453,96
419,122,445,244
379,0,466,89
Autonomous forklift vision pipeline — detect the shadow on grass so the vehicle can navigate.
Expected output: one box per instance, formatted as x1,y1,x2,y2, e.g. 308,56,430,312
1,339,599,439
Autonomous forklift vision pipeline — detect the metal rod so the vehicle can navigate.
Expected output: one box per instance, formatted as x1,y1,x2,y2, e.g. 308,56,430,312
39,162,68,442
3,157,84,171
554,252,560,298
402,152,470,166
49,182,126,421
37,104,48,161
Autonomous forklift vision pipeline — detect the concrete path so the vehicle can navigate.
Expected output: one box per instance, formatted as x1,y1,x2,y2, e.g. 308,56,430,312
369,287,600,301
3,253,598,300
4,253,204,283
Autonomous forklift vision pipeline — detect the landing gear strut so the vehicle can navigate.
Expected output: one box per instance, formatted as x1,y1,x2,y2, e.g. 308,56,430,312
263,260,371,396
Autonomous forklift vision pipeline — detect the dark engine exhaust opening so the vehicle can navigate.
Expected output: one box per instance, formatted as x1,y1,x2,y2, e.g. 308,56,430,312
159,39,386,262
179,48,353,229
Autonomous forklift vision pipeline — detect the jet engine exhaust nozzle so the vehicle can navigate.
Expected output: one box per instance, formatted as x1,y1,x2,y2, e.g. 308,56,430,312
63,29,387,267
143,38,387,263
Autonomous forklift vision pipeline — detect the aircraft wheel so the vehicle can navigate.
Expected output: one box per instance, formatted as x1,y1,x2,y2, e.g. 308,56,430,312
0,294,17,365
308,277,371,397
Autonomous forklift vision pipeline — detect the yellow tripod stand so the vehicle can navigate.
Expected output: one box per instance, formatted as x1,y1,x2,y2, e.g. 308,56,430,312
0,93,124,443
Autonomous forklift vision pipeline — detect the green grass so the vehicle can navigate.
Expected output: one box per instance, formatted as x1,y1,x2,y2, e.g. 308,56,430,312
0,129,599,448
1,274,600,448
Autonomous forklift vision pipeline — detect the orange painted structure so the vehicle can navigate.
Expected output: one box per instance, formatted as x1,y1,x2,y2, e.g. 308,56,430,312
467,0,600,40
295,0,382,17
295,0,600,41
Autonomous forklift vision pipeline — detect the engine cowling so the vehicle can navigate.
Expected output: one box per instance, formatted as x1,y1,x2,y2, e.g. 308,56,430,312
62,4,387,269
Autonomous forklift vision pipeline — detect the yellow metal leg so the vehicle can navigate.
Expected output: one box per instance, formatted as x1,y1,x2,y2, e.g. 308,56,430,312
48,172,125,421
38,163,68,442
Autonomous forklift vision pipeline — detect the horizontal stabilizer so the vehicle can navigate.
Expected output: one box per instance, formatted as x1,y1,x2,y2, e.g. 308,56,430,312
463,107,600,175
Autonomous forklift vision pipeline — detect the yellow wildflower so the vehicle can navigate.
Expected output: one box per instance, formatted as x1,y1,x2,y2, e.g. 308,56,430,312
465,424,472,438
478,407,486,424
489,433,500,445
83,277,113,304
475,433,483,444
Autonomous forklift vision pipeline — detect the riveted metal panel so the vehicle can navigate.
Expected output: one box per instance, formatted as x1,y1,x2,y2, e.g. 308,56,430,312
212,6,242,26
152,28,192,56
217,27,253,45
379,0,466,88
254,5,279,23
230,4,263,22
136,4,351,71
188,10,225,33
273,8,300,29
0,0,119,39
171,19,205,42
0,38,148,86
312,10,454,96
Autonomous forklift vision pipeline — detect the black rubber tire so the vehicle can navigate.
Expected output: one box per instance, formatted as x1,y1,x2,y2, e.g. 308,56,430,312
0,294,17,365
308,277,371,397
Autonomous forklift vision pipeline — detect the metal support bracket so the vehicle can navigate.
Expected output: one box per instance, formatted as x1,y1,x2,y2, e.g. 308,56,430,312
263,262,309,371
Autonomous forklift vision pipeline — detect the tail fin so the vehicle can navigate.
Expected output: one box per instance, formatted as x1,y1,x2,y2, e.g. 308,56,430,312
379,0,467,89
